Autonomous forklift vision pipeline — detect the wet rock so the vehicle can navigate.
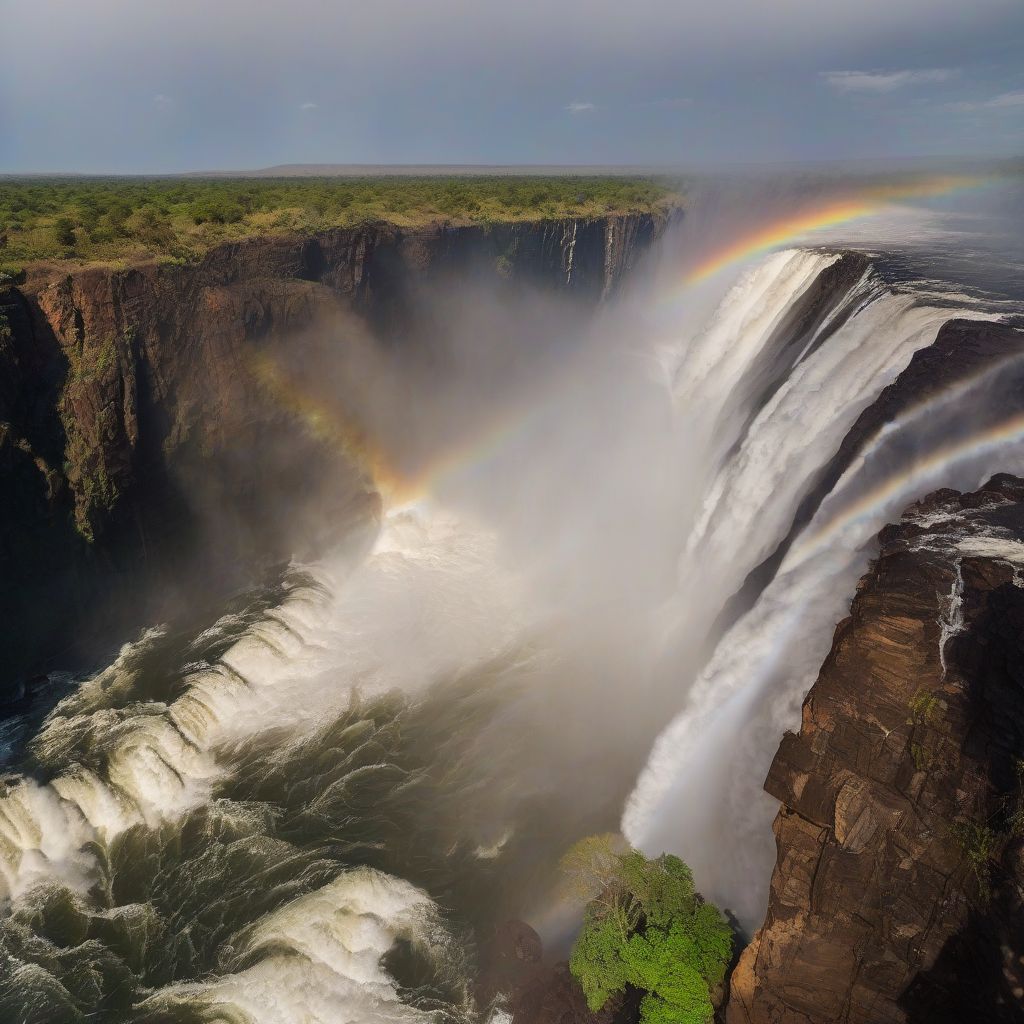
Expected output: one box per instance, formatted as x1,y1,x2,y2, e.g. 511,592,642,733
727,476,1024,1024
478,921,637,1024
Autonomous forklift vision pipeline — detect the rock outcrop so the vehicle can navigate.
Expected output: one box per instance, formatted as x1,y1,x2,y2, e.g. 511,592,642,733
727,476,1024,1023
0,214,664,698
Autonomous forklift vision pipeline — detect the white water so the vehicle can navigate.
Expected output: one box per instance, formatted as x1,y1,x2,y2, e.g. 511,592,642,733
623,248,1018,927
0,503,528,1023
139,869,454,1024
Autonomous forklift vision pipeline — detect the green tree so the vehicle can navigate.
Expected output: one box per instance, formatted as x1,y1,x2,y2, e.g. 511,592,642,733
564,837,732,1024
127,205,174,247
53,215,76,248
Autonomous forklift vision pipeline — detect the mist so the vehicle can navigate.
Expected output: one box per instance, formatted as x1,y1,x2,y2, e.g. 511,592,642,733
164,178,1020,935
232,176,1024,938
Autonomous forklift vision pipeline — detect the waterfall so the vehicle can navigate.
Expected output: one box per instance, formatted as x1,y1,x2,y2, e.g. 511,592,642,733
622,248,1017,928
0,230,1020,1021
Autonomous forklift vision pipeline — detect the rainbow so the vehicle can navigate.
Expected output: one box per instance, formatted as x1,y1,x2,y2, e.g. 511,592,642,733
249,350,538,507
249,352,413,503
253,172,996,508
785,409,1024,570
682,174,987,286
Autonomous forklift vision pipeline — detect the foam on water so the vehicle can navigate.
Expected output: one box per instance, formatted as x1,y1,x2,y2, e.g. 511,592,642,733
0,501,528,1020
2,226,1022,1018
141,868,461,1024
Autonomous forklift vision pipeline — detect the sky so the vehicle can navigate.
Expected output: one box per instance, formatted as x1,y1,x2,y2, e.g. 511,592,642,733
1,0,1022,173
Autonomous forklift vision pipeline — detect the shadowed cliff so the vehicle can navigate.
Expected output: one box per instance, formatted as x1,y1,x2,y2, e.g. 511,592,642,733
0,214,664,701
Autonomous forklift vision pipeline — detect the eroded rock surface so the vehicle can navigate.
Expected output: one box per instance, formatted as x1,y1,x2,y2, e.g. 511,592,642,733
728,475,1024,1023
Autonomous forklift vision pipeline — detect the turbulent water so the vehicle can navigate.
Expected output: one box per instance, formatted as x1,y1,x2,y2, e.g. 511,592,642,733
3,185,1024,1022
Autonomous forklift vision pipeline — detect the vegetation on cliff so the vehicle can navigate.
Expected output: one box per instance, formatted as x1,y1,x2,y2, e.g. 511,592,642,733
0,175,683,272
562,835,732,1024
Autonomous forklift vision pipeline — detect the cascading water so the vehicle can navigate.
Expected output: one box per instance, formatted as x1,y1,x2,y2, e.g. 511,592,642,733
623,241,1022,928
2,195,1023,1021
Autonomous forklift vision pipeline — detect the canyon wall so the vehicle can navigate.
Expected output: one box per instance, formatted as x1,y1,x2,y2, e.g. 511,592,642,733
0,214,663,698
727,475,1024,1023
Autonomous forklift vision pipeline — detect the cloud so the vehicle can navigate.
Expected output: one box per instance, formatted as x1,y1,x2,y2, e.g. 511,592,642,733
2,0,1020,169
300,101,318,111
822,68,956,93
153,93,173,109
947,89,1024,111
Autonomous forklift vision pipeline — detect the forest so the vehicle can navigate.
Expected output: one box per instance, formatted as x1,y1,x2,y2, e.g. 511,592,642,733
0,175,684,272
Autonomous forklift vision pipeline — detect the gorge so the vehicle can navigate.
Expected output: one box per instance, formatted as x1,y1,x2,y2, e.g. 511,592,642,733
0,213,658,698
1,182,1023,1024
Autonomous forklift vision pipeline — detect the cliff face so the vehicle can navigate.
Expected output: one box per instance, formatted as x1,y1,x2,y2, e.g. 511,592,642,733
0,214,663,696
727,476,1024,1024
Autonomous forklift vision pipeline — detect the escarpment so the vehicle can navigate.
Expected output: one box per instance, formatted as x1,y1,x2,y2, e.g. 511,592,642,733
727,475,1024,1024
0,214,662,697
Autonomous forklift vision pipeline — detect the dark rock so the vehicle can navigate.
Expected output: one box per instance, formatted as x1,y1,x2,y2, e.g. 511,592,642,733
478,920,546,1005
478,920,636,1024
507,963,630,1024
727,476,1024,1024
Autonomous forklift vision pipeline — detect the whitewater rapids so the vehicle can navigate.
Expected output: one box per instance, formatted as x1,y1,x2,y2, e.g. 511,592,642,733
0,504,531,1023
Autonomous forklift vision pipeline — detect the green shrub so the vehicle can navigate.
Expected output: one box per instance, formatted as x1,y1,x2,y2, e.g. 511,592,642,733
53,216,76,248
0,175,683,264
950,819,997,902
908,690,940,727
563,835,732,1024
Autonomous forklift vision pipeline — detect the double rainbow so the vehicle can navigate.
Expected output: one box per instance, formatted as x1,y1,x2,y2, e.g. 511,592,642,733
786,409,1024,570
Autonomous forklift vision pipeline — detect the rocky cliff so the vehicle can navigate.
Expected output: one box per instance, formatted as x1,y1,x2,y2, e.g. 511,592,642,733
0,214,663,698
727,475,1024,1023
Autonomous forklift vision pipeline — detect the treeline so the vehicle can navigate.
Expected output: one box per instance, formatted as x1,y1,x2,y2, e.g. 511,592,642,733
0,175,683,271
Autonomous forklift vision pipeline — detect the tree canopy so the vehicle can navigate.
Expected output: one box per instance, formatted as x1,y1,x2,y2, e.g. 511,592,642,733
563,835,732,1024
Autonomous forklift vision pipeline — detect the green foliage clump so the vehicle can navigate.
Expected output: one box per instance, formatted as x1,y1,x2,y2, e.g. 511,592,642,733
563,835,732,1024
52,215,76,249
950,819,998,902
907,689,941,727
0,264,26,286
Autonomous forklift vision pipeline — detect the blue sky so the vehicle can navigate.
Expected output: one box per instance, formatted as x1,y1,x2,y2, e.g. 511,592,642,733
1,0,1021,172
